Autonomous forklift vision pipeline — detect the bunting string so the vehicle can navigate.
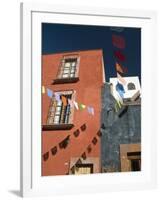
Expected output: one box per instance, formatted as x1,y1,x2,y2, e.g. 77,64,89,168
43,85,122,116
112,34,125,49
111,28,128,102
42,86,95,116
42,121,102,169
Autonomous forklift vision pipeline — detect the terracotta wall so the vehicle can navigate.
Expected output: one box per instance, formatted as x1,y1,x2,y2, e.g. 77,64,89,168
42,49,104,176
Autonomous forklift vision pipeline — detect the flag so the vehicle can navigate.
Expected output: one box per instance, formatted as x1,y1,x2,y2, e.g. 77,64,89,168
73,129,80,137
112,34,125,49
51,146,57,156
43,152,49,161
114,99,122,113
114,51,126,62
87,144,92,153
59,135,70,149
116,82,125,98
80,124,86,131
115,62,124,74
97,130,102,137
68,99,73,108
115,62,128,74
79,103,86,110
81,152,86,160
54,92,61,102
61,95,67,106
116,99,122,108
73,101,79,110
42,86,45,94
47,88,53,98
116,82,125,93
92,137,98,145
117,72,126,85
87,106,94,115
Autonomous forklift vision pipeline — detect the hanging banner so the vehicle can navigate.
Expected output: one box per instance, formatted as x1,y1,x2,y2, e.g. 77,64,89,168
116,82,125,98
112,34,125,49
87,106,94,115
47,88,53,98
73,101,79,110
115,62,124,74
54,92,61,102
51,146,57,156
114,50,126,62
79,103,86,110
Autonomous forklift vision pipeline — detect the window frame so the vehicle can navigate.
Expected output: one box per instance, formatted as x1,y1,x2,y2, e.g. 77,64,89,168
53,55,80,84
69,157,100,175
120,143,141,172
42,90,76,130
73,163,94,175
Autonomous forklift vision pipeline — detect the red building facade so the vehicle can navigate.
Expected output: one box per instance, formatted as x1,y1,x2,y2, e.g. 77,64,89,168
42,49,104,176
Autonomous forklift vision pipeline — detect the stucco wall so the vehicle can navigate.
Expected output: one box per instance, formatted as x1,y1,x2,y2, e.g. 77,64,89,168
42,49,104,176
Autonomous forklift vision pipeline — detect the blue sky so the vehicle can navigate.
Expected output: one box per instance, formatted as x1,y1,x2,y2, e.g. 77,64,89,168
42,23,141,82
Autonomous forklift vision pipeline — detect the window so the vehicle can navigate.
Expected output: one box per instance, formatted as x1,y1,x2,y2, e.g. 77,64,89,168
43,90,75,130
54,55,80,84
127,152,141,171
127,82,136,90
120,143,141,172
61,58,77,78
69,157,100,175
73,164,93,175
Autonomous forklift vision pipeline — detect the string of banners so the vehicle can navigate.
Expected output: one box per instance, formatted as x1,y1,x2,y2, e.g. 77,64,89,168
43,121,102,165
42,86,95,116
111,29,128,103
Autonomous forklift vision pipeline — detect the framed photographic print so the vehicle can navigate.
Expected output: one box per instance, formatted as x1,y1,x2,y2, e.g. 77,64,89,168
20,2,157,197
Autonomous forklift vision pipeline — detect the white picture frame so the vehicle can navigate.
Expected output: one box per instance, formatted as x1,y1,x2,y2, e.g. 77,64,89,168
20,2,157,197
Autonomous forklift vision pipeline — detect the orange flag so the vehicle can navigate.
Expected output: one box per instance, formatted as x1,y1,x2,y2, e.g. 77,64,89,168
61,95,67,106
117,72,126,85
115,62,124,74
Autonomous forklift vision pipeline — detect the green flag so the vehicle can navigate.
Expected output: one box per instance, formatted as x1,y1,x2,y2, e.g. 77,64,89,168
79,103,86,110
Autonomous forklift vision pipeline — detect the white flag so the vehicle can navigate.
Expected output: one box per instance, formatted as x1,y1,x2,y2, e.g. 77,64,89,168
73,101,79,110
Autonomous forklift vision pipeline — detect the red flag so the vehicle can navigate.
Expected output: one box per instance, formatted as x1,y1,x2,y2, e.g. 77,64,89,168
114,50,126,62
112,34,125,49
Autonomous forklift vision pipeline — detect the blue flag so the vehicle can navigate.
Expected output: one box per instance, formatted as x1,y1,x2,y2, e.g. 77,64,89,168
116,82,125,98
87,106,94,115
47,88,53,98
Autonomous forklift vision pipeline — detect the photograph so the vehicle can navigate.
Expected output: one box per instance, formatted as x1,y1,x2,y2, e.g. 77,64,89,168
41,23,141,176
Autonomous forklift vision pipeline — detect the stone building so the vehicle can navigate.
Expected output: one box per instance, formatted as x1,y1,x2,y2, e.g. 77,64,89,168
101,81,141,173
